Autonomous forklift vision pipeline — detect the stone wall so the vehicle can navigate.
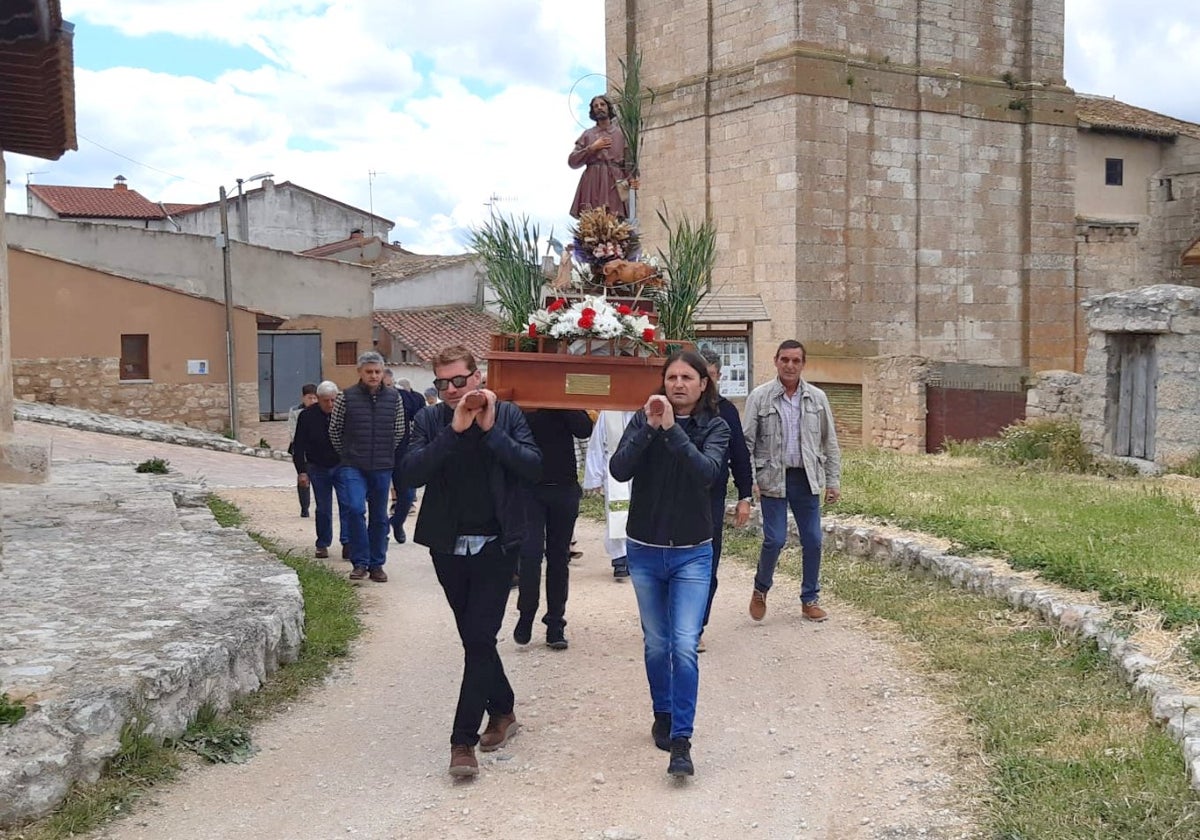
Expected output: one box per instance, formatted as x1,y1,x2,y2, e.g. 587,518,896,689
1080,285,1200,466
863,355,928,453
1025,370,1082,421
611,0,1078,395
13,357,258,433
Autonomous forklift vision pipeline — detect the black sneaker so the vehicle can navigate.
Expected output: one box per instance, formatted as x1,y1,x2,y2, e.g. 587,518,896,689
612,558,630,579
546,628,568,650
513,614,534,645
652,712,672,751
667,737,694,776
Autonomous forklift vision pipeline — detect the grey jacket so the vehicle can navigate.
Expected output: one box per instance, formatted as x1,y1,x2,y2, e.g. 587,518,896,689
743,377,841,498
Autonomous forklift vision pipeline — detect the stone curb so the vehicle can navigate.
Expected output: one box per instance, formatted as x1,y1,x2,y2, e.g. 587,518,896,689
822,516,1200,792
14,401,291,462
0,465,305,828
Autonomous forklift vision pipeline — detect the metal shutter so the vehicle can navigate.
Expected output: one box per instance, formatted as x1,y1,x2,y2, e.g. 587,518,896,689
813,382,862,448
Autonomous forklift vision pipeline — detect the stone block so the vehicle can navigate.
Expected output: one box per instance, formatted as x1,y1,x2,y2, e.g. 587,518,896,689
0,434,49,484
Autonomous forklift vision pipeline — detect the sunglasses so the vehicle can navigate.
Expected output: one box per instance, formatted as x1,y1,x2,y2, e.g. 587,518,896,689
432,374,473,391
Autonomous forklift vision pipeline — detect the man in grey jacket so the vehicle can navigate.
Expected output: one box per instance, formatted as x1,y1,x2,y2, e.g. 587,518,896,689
743,340,842,622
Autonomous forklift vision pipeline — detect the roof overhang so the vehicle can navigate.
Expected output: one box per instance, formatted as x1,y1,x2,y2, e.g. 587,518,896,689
0,0,77,160
694,294,772,323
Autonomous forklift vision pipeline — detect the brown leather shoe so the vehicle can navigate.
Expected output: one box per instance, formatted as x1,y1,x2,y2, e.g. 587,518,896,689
348,565,368,581
478,712,518,752
368,567,388,583
449,744,478,777
802,602,828,622
315,547,329,559
749,589,767,621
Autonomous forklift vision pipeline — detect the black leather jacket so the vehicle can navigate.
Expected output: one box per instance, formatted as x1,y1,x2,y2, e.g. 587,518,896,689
402,400,542,554
610,407,730,546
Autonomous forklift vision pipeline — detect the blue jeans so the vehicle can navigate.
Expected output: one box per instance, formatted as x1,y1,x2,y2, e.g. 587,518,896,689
390,466,416,540
755,468,823,603
626,541,713,740
307,464,350,550
333,467,392,568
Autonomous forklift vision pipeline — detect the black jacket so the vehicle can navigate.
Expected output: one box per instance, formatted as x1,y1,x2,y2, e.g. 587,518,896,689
330,382,402,472
291,403,340,472
609,406,730,546
715,397,753,501
525,409,593,485
402,400,542,554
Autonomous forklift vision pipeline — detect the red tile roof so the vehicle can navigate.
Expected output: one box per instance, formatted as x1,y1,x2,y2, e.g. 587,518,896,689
372,253,477,286
1077,94,1200,140
27,184,168,219
374,306,498,364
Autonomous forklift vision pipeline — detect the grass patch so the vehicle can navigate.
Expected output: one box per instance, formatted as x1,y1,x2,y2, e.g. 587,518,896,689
840,448,1200,628
133,457,170,474
0,693,27,726
5,497,361,840
578,489,606,523
723,537,1200,838
1169,452,1200,479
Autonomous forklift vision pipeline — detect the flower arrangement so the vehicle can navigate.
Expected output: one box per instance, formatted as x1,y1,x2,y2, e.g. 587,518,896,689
524,294,656,344
570,207,640,276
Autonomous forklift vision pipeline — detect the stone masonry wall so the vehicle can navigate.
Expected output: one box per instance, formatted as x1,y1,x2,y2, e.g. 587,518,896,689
611,0,1079,391
1080,285,1200,465
13,357,258,433
864,355,928,453
1025,369,1082,421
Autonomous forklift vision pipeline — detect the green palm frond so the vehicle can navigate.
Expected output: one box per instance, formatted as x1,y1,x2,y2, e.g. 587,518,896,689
470,214,545,333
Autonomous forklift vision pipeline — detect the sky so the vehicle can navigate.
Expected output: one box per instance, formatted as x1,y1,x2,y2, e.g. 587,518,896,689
3,1,1198,255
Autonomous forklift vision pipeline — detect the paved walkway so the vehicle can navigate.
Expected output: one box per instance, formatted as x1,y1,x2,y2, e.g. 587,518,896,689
0,426,301,828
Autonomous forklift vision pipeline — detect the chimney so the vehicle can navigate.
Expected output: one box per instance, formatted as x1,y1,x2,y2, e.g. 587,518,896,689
113,175,128,191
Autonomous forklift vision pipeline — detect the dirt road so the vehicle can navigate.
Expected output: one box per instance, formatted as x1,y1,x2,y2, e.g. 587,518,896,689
65,430,981,839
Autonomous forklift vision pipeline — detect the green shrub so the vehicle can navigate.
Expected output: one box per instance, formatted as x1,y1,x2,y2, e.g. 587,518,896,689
994,419,1093,471
1,692,27,726
134,457,170,474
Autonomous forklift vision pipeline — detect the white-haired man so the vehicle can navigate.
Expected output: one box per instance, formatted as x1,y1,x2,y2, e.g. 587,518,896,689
292,381,350,559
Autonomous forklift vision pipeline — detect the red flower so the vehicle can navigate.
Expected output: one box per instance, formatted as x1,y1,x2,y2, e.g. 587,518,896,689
616,304,632,316
579,315,595,330
527,323,538,337
548,298,567,312
642,328,656,341
581,307,596,319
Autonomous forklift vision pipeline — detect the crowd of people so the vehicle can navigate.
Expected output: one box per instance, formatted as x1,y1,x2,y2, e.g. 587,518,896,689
287,341,842,780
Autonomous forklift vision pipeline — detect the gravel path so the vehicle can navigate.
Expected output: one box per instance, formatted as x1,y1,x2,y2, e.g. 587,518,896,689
43,426,982,840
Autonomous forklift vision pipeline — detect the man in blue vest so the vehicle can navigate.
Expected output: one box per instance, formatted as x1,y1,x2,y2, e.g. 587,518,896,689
329,351,406,582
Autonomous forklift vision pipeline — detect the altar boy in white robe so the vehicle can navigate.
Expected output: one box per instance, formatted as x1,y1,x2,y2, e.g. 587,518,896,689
583,410,636,579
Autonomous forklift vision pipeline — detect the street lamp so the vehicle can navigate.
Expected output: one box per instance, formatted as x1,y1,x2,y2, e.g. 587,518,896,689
235,171,273,243
216,171,271,441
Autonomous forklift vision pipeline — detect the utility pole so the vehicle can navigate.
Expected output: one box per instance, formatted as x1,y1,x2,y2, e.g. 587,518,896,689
218,187,239,440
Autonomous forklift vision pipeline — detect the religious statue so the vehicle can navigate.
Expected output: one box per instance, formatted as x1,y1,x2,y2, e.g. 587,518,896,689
568,95,639,219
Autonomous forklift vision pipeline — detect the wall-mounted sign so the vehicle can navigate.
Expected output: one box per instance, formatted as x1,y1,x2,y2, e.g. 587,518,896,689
187,359,209,375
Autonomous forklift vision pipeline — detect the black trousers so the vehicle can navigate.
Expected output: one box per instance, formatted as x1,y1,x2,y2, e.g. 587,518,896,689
702,491,725,627
432,542,517,746
518,483,581,632
297,484,311,515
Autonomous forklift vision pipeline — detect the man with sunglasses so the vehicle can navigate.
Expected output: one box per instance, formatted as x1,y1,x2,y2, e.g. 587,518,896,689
402,344,541,778
329,351,406,583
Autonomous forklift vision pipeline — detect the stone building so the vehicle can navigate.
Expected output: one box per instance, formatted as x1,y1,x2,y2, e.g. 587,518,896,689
1079,285,1200,468
27,177,394,253
606,0,1200,451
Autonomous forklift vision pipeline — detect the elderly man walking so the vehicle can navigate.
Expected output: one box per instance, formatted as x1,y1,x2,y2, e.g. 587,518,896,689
330,351,406,583
292,381,350,559
744,340,842,622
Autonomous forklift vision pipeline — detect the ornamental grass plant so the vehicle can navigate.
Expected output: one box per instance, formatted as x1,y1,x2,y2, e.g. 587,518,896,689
470,214,545,333
653,208,716,342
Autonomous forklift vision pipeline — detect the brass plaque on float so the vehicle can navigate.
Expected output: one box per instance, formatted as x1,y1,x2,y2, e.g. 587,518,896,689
565,373,612,396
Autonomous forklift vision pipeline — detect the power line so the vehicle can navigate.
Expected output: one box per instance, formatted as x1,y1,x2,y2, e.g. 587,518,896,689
77,133,199,184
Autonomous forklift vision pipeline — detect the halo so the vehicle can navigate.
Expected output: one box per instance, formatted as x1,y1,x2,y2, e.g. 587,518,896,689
568,72,614,130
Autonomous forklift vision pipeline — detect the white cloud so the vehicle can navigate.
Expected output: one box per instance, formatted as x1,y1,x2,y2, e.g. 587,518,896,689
6,2,1196,256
